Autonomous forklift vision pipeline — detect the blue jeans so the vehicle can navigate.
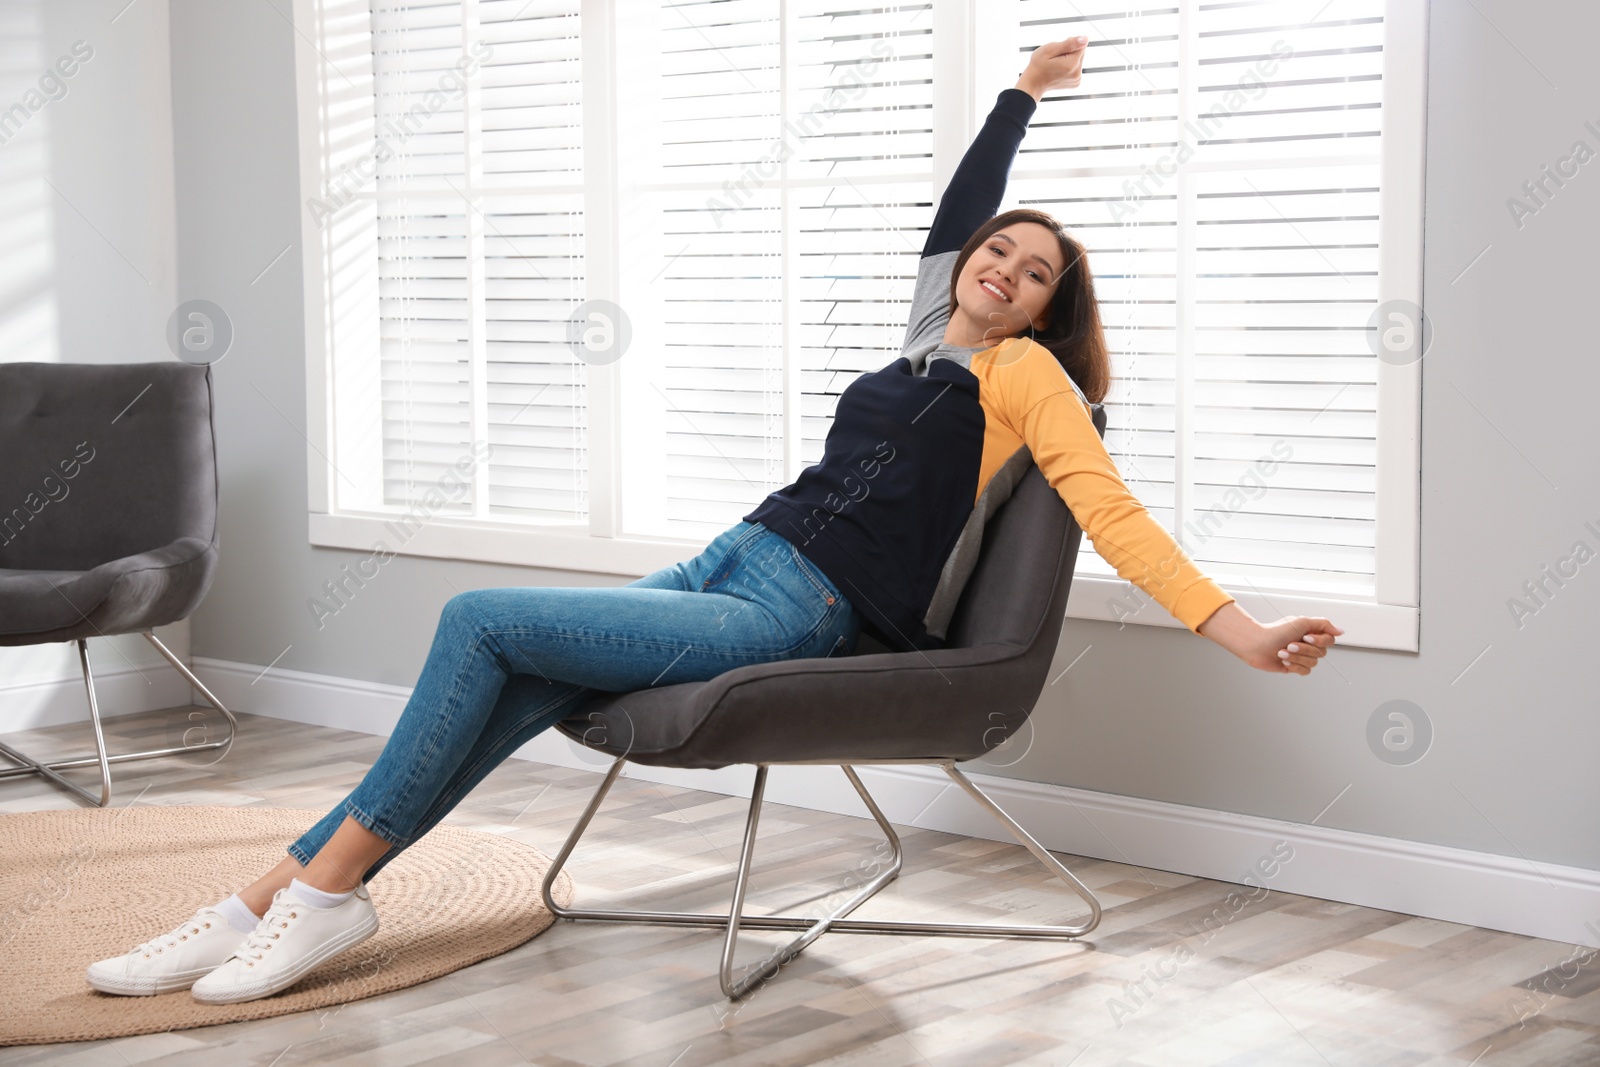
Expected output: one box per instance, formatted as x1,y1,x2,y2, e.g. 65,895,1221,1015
286,520,861,882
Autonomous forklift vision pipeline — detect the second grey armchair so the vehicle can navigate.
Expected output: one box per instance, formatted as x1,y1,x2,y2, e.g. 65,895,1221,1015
0,361,235,807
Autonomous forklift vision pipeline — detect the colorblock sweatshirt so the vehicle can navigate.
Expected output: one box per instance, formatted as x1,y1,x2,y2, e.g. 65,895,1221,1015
744,88,1237,652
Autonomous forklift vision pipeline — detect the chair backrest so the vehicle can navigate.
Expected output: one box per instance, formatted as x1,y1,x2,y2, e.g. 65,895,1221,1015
943,402,1107,653
0,362,217,572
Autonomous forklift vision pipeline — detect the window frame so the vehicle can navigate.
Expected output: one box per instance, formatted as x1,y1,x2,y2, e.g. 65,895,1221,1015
293,0,1427,651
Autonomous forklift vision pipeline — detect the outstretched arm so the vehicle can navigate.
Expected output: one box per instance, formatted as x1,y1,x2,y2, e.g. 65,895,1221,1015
921,37,1091,259
993,341,1345,677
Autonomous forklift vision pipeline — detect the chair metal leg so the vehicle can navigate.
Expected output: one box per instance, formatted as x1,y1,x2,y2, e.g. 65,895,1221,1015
719,765,771,997
716,766,910,997
0,632,238,807
541,759,906,999
540,756,1102,1000
938,761,1103,936
140,630,239,767
0,640,112,806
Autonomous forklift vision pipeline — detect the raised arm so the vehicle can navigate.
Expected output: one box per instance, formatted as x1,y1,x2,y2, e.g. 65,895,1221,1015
921,89,1038,258
922,37,1091,259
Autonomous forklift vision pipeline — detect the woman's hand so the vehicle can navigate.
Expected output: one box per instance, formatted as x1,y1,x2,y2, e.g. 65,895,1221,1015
1016,36,1090,101
1197,601,1345,676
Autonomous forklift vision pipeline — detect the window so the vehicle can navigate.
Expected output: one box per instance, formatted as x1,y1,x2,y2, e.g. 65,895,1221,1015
295,0,1426,650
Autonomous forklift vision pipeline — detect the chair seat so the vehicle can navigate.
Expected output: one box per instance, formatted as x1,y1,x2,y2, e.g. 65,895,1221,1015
556,639,1046,769
0,537,215,647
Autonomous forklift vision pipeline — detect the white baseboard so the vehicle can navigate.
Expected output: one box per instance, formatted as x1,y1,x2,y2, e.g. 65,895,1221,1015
192,656,1600,947
0,662,191,733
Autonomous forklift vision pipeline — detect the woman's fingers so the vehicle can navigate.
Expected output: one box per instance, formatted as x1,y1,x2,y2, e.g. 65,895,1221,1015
1278,648,1319,673
1028,36,1089,87
1051,37,1088,71
1276,648,1318,672
1290,634,1330,659
1274,628,1339,674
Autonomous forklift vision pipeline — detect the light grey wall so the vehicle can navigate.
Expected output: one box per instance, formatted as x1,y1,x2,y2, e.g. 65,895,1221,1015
169,2,1600,872
0,0,184,692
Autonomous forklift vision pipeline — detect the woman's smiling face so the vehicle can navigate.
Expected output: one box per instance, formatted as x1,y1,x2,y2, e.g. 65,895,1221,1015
948,222,1066,347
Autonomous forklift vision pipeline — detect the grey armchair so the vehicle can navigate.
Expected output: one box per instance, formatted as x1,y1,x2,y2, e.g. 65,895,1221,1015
0,361,235,806
545,403,1110,999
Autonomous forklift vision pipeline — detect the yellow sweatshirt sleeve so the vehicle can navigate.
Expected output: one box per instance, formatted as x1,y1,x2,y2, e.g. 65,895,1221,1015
987,340,1236,635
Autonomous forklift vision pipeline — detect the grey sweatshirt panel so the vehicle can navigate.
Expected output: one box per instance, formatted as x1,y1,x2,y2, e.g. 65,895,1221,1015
902,250,983,376
899,251,1089,638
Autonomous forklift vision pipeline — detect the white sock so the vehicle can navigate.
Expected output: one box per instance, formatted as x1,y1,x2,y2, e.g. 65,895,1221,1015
213,893,261,935
288,877,355,910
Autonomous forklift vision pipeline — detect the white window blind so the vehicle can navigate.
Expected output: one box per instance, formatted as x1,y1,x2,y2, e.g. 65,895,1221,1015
365,0,937,542
987,0,1390,601
372,0,588,524
615,0,936,542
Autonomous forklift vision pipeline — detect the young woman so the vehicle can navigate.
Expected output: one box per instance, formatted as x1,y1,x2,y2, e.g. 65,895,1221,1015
87,35,1341,1005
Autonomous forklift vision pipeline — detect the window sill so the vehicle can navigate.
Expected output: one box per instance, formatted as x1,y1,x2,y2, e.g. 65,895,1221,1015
1062,574,1418,653
308,511,706,579
309,511,1418,652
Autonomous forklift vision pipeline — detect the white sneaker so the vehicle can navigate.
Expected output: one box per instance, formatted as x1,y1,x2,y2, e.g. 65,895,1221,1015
190,883,379,1004
86,906,247,995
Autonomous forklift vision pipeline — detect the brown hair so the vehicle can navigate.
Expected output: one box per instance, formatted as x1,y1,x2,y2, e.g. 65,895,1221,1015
947,208,1110,405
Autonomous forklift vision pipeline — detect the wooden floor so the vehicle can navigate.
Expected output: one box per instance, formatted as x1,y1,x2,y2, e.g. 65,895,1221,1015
1,706,1597,1066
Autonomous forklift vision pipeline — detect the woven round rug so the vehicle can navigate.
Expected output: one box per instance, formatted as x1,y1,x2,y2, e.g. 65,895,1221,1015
0,805,574,1047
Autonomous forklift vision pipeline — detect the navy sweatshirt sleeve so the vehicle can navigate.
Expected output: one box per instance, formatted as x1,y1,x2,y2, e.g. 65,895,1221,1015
920,88,1040,259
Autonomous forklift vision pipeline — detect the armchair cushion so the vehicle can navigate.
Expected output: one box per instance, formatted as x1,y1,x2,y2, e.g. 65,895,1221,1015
0,537,217,647
558,639,1055,769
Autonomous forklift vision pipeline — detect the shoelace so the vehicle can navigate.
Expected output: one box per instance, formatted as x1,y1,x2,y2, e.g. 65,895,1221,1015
135,912,215,959
235,894,301,966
